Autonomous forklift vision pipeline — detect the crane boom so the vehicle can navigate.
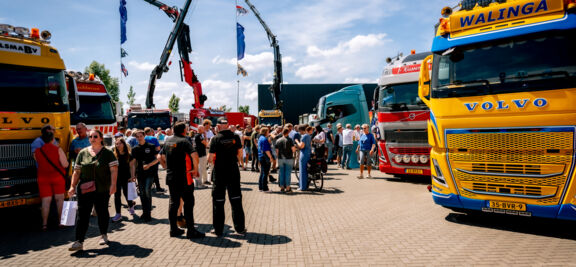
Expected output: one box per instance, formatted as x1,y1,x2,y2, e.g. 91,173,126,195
243,0,283,110
144,0,193,109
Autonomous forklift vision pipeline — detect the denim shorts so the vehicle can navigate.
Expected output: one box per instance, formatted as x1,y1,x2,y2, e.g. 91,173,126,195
359,150,371,165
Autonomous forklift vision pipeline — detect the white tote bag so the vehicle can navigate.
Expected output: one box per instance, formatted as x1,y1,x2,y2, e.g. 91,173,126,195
127,181,139,201
60,197,78,226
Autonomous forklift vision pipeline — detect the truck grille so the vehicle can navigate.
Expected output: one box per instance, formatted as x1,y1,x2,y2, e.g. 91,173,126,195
384,129,427,144
0,142,39,201
446,128,574,204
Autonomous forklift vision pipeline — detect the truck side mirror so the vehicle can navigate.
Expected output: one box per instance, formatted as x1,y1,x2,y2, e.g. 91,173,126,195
418,55,433,107
66,74,80,112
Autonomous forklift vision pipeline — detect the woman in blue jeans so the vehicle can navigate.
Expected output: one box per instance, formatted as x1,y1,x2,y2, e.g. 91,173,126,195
257,127,275,192
295,125,313,191
275,128,296,193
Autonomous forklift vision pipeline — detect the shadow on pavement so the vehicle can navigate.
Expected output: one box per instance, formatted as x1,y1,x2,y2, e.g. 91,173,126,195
230,232,292,245
373,175,430,185
70,241,153,258
446,212,576,240
0,206,128,260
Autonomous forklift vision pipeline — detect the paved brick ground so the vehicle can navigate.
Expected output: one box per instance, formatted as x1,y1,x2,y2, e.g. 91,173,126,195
2,165,576,266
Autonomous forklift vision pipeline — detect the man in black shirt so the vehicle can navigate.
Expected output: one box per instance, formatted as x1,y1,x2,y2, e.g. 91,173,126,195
208,118,246,237
131,130,159,222
159,122,205,239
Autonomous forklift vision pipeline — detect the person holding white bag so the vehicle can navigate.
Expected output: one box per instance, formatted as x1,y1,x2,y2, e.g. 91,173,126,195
112,138,136,222
67,129,118,252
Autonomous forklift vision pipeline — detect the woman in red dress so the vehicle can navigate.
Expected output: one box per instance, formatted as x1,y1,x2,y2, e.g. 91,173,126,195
35,131,69,231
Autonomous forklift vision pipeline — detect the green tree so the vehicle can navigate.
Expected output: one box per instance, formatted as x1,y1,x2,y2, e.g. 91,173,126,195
127,85,136,106
219,105,232,112
85,61,120,112
169,93,180,113
238,105,250,114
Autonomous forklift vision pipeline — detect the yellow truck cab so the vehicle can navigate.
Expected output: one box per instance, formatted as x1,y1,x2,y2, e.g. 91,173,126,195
0,24,78,208
419,0,576,220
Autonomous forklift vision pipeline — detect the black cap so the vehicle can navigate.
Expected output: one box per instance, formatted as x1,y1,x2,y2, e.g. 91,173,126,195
217,117,228,124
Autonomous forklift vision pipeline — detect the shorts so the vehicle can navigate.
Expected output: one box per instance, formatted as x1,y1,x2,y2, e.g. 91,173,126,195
38,176,66,198
359,150,371,165
244,146,252,155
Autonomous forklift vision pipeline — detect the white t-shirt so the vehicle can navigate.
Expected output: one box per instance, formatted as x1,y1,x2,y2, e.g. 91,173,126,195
205,130,214,140
342,129,354,145
314,131,325,144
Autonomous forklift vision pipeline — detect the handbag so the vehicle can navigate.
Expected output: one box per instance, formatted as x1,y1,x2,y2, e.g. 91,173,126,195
127,181,139,200
60,196,78,226
38,146,67,179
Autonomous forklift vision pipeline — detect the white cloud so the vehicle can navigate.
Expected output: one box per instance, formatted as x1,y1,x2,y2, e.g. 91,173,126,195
295,64,328,80
307,33,388,57
128,61,155,71
212,52,294,72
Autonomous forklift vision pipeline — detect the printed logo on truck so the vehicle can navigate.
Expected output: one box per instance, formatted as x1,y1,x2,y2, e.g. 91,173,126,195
0,40,41,56
464,98,548,111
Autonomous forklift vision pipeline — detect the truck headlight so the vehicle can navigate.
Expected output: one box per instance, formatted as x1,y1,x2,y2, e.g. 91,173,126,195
402,155,411,163
394,155,403,163
411,155,420,164
420,155,429,164
432,158,448,187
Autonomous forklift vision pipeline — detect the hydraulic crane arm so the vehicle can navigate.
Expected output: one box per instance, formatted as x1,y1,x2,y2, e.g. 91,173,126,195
144,0,193,109
243,0,283,110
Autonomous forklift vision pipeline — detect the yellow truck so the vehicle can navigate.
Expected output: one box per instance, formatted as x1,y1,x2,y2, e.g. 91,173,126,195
419,0,576,219
0,24,78,208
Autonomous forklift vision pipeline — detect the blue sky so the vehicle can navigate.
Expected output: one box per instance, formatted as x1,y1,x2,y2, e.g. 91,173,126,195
3,0,459,114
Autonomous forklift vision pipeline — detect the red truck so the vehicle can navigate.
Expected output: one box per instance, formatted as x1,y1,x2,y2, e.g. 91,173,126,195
374,51,431,177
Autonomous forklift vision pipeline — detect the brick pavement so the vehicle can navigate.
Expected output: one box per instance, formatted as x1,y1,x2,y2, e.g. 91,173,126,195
2,165,576,266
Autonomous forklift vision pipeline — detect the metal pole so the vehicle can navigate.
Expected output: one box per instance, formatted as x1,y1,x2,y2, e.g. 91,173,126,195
237,80,240,111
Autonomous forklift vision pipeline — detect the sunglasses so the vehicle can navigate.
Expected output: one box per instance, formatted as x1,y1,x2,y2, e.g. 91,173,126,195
89,135,100,139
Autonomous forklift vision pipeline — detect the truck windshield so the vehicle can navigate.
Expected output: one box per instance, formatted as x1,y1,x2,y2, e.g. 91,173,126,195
260,117,282,126
316,96,326,119
432,30,576,98
71,95,116,125
127,112,171,130
379,82,426,111
0,65,68,112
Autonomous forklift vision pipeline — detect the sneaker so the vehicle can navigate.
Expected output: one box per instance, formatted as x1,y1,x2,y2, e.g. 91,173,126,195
357,175,364,179
129,206,135,215
156,187,166,193
367,174,372,178
236,228,247,235
68,241,83,252
140,214,152,222
98,234,109,245
187,229,206,239
269,176,277,182
112,213,122,222
210,229,223,237
271,169,278,174
170,228,185,237
204,181,212,185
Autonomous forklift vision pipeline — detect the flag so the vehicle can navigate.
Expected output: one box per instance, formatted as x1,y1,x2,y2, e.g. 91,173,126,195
236,23,245,60
236,5,248,16
121,63,128,77
121,47,128,57
119,0,128,44
237,64,247,77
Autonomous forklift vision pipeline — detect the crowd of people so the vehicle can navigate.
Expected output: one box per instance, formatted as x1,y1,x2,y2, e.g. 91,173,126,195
33,118,378,252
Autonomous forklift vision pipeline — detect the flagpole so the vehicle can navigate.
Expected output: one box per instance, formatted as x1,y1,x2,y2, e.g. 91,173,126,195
235,0,239,112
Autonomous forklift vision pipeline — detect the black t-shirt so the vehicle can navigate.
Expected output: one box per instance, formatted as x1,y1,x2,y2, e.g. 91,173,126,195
276,136,294,160
161,135,195,186
244,130,253,148
116,152,133,180
131,142,158,177
209,130,242,168
194,133,207,157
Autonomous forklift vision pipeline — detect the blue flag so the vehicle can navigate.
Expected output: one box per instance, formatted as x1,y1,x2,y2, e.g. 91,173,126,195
236,23,245,60
120,0,128,44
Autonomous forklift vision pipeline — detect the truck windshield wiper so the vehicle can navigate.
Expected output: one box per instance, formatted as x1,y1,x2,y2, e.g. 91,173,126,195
451,79,491,86
503,71,571,82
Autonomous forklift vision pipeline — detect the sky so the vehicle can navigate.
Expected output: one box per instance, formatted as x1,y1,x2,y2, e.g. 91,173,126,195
2,0,459,115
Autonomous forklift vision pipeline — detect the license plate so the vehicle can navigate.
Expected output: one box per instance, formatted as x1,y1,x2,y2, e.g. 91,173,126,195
0,199,26,208
489,201,526,211
405,169,423,175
